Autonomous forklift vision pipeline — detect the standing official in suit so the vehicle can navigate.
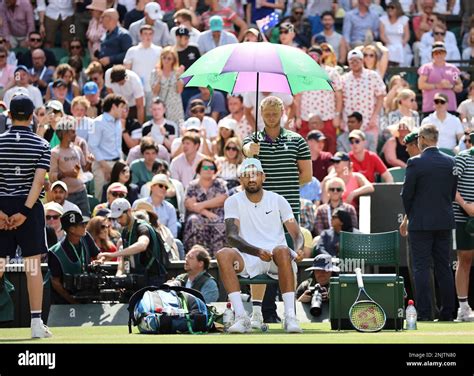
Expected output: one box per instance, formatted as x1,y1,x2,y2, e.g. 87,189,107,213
401,124,457,321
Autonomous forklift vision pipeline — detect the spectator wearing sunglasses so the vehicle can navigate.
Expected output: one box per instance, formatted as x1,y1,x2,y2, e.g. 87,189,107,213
44,201,65,243
348,129,393,183
421,93,464,151
59,38,90,69
216,137,243,191
183,157,228,256
315,177,358,236
419,20,460,66
132,174,178,237
102,160,139,205
92,182,128,216
185,98,219,139
17,31,57,70
280,3,312,48
186,88,227,123
86,216,119,261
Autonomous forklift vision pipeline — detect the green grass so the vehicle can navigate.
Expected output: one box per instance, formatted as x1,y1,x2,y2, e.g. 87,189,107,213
0,322,473,344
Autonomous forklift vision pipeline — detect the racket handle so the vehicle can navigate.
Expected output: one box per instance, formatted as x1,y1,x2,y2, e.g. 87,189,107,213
355,267,364,288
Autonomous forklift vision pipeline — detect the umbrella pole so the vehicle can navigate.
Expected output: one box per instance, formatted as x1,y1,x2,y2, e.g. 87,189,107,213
254,71,259,145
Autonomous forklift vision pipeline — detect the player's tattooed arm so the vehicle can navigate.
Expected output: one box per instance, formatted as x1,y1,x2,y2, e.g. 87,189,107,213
225,218,261,257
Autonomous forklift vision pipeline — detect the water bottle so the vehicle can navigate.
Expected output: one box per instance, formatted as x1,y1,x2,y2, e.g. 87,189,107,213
223,302,234,332
405,300,417,330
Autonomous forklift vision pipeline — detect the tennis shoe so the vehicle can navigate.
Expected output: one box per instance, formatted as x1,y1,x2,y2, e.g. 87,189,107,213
31,320,53,338
250,311,264,329
454,306,474,322
283,315,303,333
228,314,252,333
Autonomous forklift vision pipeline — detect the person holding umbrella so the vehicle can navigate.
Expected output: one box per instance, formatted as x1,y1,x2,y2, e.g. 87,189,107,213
242,95,312,325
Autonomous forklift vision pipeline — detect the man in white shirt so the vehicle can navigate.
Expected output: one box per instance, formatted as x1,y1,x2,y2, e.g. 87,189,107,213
36,0,74,49
129,2,171,47
197,15,238,55
216,158,304,333
49,181,82,214
169,9,201,46
105,65,145,124
3,65,43,108
124,24,162,116
421,93,464,151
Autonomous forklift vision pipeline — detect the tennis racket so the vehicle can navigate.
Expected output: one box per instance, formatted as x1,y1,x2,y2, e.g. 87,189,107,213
349,268,386,332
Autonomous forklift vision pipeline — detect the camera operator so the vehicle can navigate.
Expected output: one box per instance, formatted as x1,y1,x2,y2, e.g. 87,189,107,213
48,211,100,304
296,254,340,316
98,198,167,286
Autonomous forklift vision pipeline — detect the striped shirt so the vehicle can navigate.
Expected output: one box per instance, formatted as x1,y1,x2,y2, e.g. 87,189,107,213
0,125,50,198
454,149,474,223
243,128,311,216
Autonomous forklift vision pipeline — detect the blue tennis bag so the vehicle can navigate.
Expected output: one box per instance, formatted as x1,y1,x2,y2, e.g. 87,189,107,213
127,285,217,334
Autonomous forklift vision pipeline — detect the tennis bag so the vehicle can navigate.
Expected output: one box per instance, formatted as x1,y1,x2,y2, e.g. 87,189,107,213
127,285,217,334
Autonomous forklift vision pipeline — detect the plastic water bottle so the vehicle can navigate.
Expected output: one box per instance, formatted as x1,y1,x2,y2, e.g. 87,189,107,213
405,300,417,330
223,302,234,332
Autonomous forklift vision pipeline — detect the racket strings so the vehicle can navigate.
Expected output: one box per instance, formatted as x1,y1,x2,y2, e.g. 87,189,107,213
350,301,385,331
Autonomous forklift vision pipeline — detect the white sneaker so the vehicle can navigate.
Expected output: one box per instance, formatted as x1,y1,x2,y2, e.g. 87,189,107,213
454,306,474,322
228,315,252,333
31,320,53,339
283,315,303,333
250,311,264,329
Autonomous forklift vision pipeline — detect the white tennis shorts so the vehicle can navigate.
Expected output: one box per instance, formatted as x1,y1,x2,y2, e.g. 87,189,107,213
235,248,297,280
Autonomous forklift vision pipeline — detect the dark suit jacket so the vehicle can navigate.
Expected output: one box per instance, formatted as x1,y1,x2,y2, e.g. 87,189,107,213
401,147,457,231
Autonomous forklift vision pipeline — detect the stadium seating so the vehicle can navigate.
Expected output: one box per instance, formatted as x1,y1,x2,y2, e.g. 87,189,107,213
330,230,404,330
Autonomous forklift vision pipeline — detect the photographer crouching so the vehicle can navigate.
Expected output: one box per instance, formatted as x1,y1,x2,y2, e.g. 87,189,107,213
296,254,340,317
97,198,168,286
48,211,101,304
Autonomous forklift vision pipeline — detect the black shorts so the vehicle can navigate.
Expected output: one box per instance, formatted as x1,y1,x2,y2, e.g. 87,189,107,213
456,222,474,251
0,197,47,258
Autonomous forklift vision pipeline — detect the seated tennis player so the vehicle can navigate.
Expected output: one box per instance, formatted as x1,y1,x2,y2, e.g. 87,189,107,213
216,158,304,333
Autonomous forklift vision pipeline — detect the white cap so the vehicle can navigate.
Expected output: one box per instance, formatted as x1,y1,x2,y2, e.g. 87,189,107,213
218,118,237,131
109,198,131,219
238,158,264,177
184,117,201,131
145,2,163,20
51,180,68,192
347,49,364,61
44,202,64,216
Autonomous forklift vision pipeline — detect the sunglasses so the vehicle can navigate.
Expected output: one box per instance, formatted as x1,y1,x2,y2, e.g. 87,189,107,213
225,146,238,151
156,183,168,189
464,139,472,144
387,5,395,9
328,187,343,192
201,165,216,171
111,192,126,198
46,215,60,220
465,132,472,136
0,55,6,58
294,11,304,15
364,53,375,58
30,37,42,42
434,32,446,36
191,108,205,114
434,99,446,105
279,30,290,34
101,224,110,229
70,45,82,49
321,47,330,52
350,139,361,144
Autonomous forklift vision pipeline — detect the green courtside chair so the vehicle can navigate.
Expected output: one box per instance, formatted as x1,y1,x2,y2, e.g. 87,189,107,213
332,230,403,330
388,167,406,182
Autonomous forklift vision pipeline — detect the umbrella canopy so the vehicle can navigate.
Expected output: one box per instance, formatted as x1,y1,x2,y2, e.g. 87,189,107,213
181,42,333,95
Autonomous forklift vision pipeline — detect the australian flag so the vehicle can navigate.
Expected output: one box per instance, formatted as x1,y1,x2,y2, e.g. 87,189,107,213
256,12,280,33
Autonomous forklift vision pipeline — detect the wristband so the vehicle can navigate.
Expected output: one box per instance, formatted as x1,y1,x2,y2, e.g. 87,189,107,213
20,205,32,217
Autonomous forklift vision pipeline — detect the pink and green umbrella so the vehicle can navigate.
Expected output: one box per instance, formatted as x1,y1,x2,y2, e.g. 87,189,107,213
181,41,332,94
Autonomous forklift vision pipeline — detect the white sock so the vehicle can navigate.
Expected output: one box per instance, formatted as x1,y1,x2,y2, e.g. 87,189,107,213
252,302,262,316
228,292,246,317
282,292,296,318
458,298,469,310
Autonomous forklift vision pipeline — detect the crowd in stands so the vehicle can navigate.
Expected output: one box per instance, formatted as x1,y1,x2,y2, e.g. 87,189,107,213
1,0,474,309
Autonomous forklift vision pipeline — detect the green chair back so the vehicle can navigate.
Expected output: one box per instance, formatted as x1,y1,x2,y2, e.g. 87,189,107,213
340,231,400,272
388,167,406,182
87,195,99,213
50,47,68,63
